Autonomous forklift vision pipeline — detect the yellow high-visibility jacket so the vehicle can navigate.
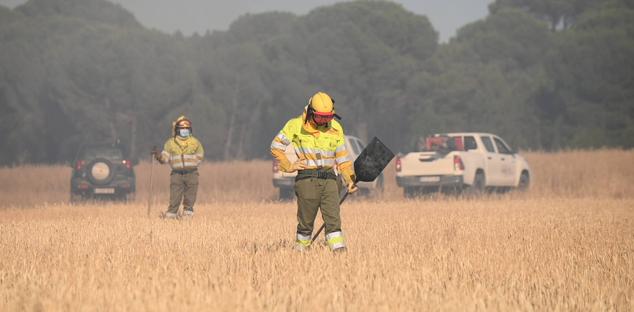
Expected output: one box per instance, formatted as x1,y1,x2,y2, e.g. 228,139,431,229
270,114,356,185
159,136,204,170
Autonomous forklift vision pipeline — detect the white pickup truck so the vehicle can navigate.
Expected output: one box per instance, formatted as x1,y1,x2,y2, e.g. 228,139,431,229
395,133,531,197
272,135,384,200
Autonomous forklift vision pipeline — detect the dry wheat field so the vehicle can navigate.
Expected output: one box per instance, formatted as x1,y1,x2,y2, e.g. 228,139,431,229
0,150,633,311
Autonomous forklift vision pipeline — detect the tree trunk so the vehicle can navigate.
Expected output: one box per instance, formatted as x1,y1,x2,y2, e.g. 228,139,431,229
223,76,240,160
223,110,236,160
104,98,119,145
236,125,246,160
129,115,137,160
237,99,263,160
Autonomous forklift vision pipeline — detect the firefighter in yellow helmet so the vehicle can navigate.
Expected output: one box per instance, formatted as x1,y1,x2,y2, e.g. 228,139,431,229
153,116,204,219
270,92,358,252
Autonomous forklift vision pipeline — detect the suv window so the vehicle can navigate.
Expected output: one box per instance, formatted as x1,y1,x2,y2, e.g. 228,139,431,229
464,136,477,151
354,139,365,155
481,136,496,153
347,138,360,155
80,147,123,160
493,137,513,154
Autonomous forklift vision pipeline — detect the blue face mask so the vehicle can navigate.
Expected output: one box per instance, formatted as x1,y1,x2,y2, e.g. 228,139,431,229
177,128,191,138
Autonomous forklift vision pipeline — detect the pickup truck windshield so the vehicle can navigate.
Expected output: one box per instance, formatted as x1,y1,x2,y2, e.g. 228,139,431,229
494,137,513,154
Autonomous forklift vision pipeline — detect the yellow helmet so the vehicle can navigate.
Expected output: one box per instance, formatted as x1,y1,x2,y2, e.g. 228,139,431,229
309,92,335,113
306,92,341,126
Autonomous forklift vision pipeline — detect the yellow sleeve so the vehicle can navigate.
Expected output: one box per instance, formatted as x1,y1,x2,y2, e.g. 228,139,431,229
195,138,204,161
270,120,295,172
159,140,171,164
334,134,356,185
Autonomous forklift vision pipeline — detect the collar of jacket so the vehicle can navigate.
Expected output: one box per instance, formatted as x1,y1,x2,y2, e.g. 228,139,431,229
173,135,194,148
301,113,338,137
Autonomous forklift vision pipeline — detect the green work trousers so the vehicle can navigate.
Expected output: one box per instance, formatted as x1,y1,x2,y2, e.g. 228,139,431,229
294,177,342,237
168,170,199,214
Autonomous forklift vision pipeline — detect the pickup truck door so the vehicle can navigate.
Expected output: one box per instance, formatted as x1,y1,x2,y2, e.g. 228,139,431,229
493,136,517,186
480,136,503,186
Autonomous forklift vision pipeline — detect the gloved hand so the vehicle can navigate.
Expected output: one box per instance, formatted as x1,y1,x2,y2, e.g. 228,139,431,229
151,147,163,163
288,160,308,172
346,183,359,194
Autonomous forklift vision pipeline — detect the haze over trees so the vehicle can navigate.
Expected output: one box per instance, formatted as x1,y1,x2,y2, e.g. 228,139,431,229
0,0,632,165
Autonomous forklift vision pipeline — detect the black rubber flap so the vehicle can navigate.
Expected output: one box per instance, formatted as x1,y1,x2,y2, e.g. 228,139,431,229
353,137,395,182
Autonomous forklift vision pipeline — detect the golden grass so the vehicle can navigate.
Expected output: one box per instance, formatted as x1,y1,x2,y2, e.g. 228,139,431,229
0,150,632,310
0,199,632,310
523,149,634,198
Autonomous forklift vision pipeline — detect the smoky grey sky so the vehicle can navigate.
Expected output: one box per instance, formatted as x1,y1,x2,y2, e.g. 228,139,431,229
0,0,493,41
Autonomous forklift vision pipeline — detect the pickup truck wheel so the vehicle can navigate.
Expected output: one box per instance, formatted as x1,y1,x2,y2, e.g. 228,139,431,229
517,172,530,191
465,172,485,196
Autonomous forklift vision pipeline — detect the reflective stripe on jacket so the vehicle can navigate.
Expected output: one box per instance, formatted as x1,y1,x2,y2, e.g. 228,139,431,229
160,136,204,170
270,115,355,185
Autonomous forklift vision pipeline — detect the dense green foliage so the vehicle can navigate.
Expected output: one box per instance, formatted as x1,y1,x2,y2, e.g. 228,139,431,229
0,0,631,165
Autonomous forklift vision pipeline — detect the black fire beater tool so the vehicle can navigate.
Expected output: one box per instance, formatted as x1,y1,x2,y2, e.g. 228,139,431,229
311,137,395,243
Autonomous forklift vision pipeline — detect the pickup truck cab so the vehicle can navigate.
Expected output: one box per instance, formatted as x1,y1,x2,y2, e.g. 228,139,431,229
272,135,384,200
395,133,531,197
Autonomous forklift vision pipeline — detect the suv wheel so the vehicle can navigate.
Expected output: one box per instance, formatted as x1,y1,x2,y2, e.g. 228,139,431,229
70,193,83,203
279,187,295,201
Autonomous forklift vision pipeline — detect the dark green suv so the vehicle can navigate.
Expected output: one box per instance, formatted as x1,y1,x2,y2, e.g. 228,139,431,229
70,145,136,202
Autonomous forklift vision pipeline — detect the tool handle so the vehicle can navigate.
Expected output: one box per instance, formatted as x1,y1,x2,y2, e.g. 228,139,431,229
310,184,353,243
151,146,163,163
340,185,351,204
146,156,154,217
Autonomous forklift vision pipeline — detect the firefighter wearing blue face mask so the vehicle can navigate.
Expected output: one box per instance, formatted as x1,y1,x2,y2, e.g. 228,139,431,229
153,115,204,219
